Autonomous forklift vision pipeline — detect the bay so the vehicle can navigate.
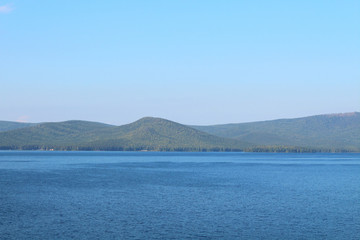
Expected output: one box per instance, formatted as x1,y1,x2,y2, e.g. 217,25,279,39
0,151,359,239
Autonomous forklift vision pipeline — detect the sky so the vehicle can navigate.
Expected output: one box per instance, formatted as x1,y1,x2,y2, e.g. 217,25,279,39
0,0,359,125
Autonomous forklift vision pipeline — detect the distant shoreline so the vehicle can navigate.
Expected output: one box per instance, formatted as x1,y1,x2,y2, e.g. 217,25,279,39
1,113,359,153
0,148,356,153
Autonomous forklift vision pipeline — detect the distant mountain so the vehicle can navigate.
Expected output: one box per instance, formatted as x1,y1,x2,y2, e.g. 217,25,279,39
192,112,360,152
0,113,358,152
0,121,37,132
0,117,249,151
0,120,115,150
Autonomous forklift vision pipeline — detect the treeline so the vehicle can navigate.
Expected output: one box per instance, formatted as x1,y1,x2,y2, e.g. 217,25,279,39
0,144,354,153
0,144,243,152
244,145,352,153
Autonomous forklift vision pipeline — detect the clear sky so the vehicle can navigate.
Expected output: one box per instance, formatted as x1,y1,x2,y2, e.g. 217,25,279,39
0,0,359,125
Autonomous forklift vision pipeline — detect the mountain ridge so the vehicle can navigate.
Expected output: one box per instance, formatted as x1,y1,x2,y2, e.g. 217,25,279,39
192,112,360,152
0,112,358,152
0,117,249,151
0,121,38,132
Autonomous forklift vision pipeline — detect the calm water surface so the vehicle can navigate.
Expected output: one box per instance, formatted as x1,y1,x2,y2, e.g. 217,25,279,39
0,151,359,239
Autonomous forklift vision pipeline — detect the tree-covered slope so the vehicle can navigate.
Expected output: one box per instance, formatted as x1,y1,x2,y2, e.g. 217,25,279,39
1,113,358,152
0,120,115,149
0,118,249,151
192,112,360,151
83,117,249,151
0,121,37,132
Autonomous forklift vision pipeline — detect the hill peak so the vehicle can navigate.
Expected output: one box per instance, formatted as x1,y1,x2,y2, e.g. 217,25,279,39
133,117,176,125
137,116,162,121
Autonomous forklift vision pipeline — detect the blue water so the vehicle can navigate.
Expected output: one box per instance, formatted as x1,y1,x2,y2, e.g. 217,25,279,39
0,152,359,239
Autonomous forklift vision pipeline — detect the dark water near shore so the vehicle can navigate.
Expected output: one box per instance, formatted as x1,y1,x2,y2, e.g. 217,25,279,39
0,151,359,239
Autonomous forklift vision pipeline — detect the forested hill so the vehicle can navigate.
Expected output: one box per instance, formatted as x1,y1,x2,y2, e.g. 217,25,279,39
0,120,115,149
0,121,37,132
0,117,249,151
0,113,359,152
192,112,360,152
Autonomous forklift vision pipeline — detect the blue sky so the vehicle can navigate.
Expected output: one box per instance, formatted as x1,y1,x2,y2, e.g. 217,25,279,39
0,0,359,125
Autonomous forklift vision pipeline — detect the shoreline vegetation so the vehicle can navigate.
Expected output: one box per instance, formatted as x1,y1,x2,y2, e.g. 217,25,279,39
0,146,355,153
0,147,354,153
0,112,359,153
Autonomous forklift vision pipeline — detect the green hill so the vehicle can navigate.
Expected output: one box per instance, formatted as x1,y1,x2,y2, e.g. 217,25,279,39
87,117,250,151
0,120,115,150
192,112,360,152
0,117,249,151
1,113,359,152
0,121,37,132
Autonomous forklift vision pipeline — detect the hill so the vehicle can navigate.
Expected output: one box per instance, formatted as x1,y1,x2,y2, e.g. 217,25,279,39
0,121,37,132
0,120,115,150
1,113,359,152
0,118,249,151
192,112,360,152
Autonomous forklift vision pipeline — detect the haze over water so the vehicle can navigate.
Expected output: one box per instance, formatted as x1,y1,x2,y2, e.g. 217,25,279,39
1,151,359,239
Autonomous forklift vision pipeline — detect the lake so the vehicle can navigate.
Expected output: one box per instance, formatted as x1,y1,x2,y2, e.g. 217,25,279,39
0,151,359,239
